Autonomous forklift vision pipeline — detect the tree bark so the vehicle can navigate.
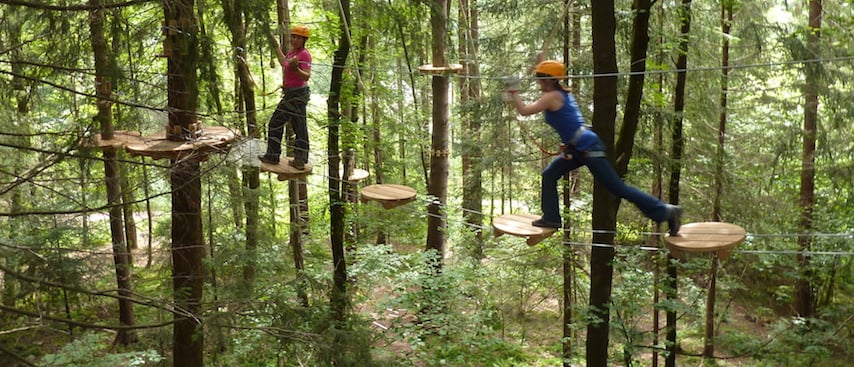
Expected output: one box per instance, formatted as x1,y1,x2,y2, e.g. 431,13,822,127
221,0,260,294
459,0,484,258
563,2,581,364
89,0,137,346
426,0,450,267
328,0,351,326
666,2,692,366
615,0,653,176
712,2,732,222
163,0,204,365
587,1,619,365
795,0,821,318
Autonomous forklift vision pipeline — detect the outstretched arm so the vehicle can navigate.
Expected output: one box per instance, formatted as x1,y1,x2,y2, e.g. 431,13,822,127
509,90,562,116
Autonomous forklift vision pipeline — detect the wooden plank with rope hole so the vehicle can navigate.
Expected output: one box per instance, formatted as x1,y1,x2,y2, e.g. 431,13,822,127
664,222,745,260
258,158,313,180
493,213,558,246
360,184,416,209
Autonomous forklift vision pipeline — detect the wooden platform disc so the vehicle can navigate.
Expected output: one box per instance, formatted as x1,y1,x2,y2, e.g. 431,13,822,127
340,168,369,183
418,63,464,75
259,157,313,180
493,213,558,246
664,222,746,260
360,184,416,209
85,130,143,149
125,126,238,161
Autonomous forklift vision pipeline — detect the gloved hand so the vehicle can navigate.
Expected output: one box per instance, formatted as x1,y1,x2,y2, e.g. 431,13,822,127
501,76,521,92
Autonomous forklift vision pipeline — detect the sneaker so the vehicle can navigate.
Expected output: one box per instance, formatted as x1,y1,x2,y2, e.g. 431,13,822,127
288,159,306,170
258,155,279,164
532,218,561,229
667,205,682,236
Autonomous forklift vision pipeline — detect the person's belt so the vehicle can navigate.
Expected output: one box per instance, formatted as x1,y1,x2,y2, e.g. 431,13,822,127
284,86,308,92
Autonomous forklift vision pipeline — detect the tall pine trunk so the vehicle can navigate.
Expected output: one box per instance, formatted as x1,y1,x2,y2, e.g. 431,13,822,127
426,0,450,267
222,0,261,294
562,2,581,364
666,2,692,366
587,1,619,365
163,0,204,365
795,0,821,318
328,0,351,326
459,0,483,258
89,0,136,345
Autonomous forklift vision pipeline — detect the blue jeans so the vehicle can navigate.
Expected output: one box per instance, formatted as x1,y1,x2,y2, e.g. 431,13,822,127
264,87,310,162
540,139,669,224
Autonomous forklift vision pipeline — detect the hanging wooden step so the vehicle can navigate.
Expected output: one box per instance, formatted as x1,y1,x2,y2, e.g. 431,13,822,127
360,184,416,209
340,168,369,183
418,63,464,75
493,213,558,246
664,222,745,261
259,157,313,180
125,125,237,161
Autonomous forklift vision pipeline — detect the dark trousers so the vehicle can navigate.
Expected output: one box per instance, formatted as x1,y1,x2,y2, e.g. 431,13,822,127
264,87,310,162
540,138,669,224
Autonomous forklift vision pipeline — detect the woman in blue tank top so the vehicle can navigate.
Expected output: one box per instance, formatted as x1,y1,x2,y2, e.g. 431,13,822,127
505,60,682,235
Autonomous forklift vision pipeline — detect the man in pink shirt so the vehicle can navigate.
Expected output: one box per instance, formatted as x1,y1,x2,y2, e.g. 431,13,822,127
260,25,312,169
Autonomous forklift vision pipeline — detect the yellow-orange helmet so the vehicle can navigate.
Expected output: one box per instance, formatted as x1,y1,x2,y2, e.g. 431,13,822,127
290,25,310,38
534,60,566,79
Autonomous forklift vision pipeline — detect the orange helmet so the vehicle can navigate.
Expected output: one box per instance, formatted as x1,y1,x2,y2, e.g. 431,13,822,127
534,60,566,79
290,24,310,38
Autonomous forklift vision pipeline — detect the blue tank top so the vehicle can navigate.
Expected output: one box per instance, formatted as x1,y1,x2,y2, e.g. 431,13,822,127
543,90,597,151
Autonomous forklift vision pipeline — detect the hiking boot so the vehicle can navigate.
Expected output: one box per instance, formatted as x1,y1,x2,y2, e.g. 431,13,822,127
532,218,561,229
288,159,306,170
667,205,682,236
258,155,279,164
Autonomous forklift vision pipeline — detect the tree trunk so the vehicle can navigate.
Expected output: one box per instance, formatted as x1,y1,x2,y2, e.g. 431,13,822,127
163,0,204,365
563,2,581,364
666,2,692,366
222,0,261,294
587,1,619,365
615,0,653,176
459,0,484,258
795,0,821,318
712,3,732,222
89,0,137,346
426,0,450,267
328,0,351,326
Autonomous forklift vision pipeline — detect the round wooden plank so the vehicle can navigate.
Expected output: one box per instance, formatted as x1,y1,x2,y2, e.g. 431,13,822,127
361,184,416,209
493,213,556,237
418,63,464,75
259,157,313,180
339,168,369,183
347,168,369,182
664,222,745,260
125,126,237,160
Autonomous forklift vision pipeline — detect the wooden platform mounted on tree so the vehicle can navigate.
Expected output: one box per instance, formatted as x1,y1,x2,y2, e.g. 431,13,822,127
493,213,558,246
84,130,143,149
418,63,464,75
664,222,746,260
258,157,313,180
360,184,416,209
125,125,237,161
